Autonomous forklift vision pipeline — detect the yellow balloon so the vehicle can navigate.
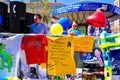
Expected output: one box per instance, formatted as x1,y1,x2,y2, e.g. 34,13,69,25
50,23,63,35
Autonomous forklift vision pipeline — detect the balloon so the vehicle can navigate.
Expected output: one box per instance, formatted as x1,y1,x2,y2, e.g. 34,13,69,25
86,11,106,28
71,29,80,36
62,30,68,35
58,17,70,30
50,23,63,35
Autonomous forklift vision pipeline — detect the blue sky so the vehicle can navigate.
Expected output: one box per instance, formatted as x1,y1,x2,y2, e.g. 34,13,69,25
10,0,80,5
48,0,80,5
10,0,114,5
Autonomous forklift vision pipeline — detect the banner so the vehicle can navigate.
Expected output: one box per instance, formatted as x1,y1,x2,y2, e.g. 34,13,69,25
80,0,114,5
52,2,120,16
73,36,94,52
47,35,76,76
0,35,23,78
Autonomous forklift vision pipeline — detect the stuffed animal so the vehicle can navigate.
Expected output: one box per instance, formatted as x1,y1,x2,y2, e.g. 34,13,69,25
0,43,12,72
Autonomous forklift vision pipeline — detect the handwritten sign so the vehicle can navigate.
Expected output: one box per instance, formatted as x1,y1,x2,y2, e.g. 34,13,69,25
47,36,76,76
73,36,94,52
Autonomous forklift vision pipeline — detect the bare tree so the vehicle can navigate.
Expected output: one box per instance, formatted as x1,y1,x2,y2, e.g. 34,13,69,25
0,0,3,2
4,0,10,2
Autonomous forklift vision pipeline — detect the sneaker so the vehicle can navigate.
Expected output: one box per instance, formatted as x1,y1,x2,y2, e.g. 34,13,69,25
86,53,93,60
82,53,87,60
83,57,98,63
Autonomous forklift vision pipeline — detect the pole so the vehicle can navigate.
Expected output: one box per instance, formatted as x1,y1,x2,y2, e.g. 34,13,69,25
55,0,57,3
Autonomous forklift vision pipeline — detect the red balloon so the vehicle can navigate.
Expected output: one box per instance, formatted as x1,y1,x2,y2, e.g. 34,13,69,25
86,11,106,28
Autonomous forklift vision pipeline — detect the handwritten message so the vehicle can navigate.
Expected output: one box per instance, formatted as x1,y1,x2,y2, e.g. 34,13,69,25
73,36,94,52
47,36,76,76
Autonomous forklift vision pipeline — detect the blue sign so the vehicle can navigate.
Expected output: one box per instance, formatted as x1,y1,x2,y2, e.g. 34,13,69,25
114,7,120,16
80,0,114,5
52,2,120,17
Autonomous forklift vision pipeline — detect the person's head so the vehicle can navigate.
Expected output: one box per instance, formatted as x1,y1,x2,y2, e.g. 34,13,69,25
72,21,79,29
34,14,42,24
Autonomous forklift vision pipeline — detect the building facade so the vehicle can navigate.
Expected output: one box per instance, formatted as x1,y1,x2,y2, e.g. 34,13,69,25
111,0,120,32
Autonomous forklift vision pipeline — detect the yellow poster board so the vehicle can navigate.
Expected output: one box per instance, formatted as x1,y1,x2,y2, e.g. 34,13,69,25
47,35,76,76
73,36,94,52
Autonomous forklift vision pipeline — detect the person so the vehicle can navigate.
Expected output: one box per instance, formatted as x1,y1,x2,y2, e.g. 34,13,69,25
87,25,95,36
96,8,111,33
68,21,83,80
68,21,81,36
24,14,48,79
30,14,48,34
105,19,111,33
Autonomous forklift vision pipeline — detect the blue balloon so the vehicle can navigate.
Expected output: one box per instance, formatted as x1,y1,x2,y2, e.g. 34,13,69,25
62,30,68,35
58,17,70,30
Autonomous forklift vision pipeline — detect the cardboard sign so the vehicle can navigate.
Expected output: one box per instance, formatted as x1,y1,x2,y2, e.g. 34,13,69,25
73,36,94,52
47,36,76,76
